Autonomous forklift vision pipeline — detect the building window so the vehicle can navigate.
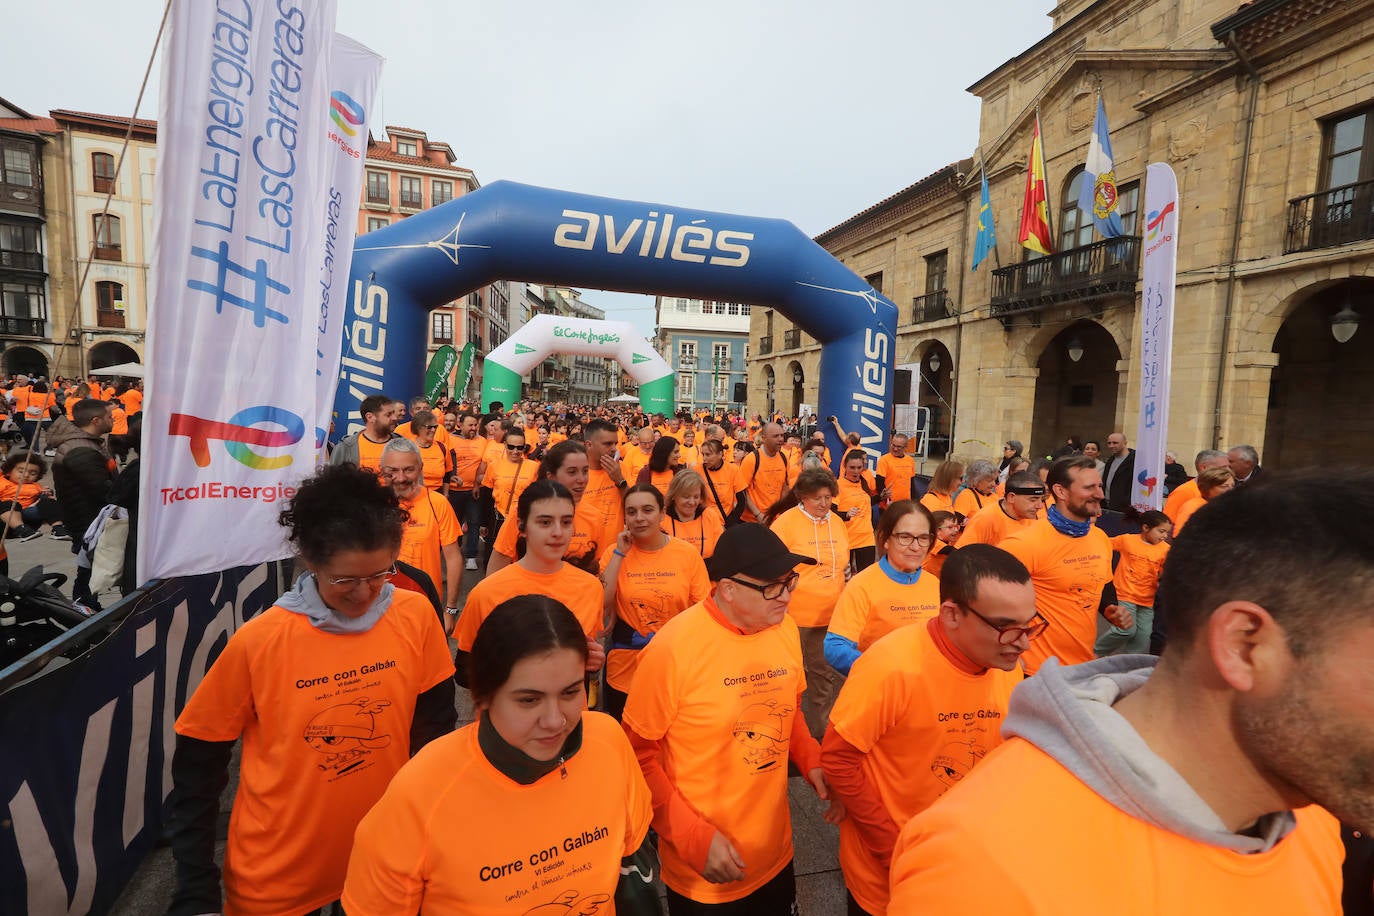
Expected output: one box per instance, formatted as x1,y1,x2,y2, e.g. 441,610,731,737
0,222,42,271
366,171,389,205
432,312,453,343
396,139,418,157
714,375,730,401
865,271,884,293
366,217,388,233
1323,106,1374,190
1116,181,1141,235
675,298,688,312
678,373,694,399
678,340,697,368
96,280,125,328
432,180,453,205
1,145,35,188
740,303,751,316
92,213,122,261
400,175,423,209
925,251,948,293
1,281,47,334
91,152,116,194
712,342,730,370
1060,168,1094,251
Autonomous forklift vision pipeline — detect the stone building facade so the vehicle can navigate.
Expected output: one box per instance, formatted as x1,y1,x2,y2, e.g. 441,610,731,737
750,0,1374,470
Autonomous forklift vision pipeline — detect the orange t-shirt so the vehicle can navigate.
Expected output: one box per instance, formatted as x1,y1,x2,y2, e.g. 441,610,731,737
454,561,603,651
397,422,452,452
828,622,1021,914
827,561,941,652
491,499,605,572
118,388,143,414
837,472,877,550
923,544,954,579
769,505,849,628
0,476,43,509
691,461,739,519
738,448,791,522
110,404,128,436
1110,533,1169,606
174,592,454,916
919,491,955,515
448,434,486,491
957,500,1035,548
483,455,539,518
416,440,452,491
638,467,676,502
876,453,916,502
663,507,725,559
342,712,651,915
481,438,505,470
354,433,391,473
397,490,460,597
1000,519,1113,674
9,386,37,420
952,487,993,520
1163,478,1199,524
1173,496,1207,535
600,537,710,692
621,446,652,482
678,444,701,467
581,468,624,553
623,602,809,904
889,738,1343,916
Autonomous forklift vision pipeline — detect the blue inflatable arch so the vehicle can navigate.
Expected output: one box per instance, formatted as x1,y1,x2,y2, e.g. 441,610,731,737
335,181,898,464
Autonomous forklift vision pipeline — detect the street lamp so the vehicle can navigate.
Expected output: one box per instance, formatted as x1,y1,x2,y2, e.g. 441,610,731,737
1331,303,1360,344
792,367,803,384
1066,335,1085,363
928,352,941,373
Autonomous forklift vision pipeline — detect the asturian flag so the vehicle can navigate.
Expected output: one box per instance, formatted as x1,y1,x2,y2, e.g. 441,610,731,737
972,167,997,271
1078,97,1125,238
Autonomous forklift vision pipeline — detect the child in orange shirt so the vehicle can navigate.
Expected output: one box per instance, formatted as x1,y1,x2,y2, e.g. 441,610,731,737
922,510,963,579
0,451,59,539
1095,507,1171,657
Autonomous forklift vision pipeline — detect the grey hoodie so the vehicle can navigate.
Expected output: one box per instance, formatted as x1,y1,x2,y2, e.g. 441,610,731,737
1005,655,1295,853
277,572,393,634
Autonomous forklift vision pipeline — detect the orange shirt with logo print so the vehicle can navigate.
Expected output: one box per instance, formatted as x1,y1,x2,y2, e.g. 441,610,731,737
1000,518,1113,674
827,562,942,653
876,453,916,502
354,434,391,473
1110,533,1169,606
174,591,454,916
888,739,1343,916
957,500,1035,548
828,621,1020,914
483,455,539,518
397,489,460,597
600,537,710,692
836,471,877,550
738,448,790,522
581,468,624,552
769,505,849,628
342,712,651,915
454,561,604,652
490,500,606,573
623,600,816,904
448,435,486,491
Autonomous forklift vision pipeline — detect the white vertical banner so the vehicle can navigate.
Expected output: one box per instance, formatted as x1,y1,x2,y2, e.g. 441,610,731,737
314,34,383,449
1131,162,1179,511
140,0,340,582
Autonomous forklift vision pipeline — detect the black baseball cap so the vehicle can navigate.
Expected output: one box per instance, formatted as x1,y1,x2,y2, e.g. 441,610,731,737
706,524,816,582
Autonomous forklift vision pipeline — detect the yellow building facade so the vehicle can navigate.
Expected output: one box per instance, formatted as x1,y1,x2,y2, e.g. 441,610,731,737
750,0,1374,470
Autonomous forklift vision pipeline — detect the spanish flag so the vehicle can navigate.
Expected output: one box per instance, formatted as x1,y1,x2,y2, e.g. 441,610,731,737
1018,115,1054,256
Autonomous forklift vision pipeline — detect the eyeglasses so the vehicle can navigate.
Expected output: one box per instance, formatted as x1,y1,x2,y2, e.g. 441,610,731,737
507,443,529,452
889,532,935,548
422,423,439,430
961,602,1049,645
324,564,397,588
726,571,801,600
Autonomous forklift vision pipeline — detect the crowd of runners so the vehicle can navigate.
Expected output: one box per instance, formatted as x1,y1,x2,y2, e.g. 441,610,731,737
162,394,1371,915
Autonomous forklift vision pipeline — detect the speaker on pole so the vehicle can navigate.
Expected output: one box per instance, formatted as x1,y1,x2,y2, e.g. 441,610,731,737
732,382,747,402
893,368,913,405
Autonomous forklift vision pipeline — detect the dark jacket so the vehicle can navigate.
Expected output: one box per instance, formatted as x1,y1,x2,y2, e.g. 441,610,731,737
47,418,113,539
1101,447,1136,512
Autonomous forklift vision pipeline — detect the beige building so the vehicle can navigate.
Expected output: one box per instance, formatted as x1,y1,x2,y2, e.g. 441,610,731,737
751,0,1374,470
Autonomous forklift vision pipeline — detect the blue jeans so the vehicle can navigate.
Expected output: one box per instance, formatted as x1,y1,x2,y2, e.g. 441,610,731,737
449,489,481,559
1095,599,1153,656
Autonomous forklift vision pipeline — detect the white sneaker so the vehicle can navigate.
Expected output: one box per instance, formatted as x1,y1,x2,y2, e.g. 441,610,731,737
464,557,478,570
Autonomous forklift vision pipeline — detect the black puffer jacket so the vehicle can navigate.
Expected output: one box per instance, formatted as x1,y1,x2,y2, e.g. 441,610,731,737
47,417,112,541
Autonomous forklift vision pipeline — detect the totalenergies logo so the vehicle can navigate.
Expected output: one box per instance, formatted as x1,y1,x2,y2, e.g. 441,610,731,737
329,91,365,137
1145,201,1175,242
169,406,306,470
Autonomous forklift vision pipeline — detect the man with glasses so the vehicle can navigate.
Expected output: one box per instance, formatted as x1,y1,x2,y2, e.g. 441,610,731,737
957,470,1045,548
889,470,1357,913
623,524,840,914
1000,456,1132,675
379,439,462,634
821,544,1039,916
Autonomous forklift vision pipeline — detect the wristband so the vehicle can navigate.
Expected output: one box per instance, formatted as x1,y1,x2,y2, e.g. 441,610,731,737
613,549,627,558
615,479,628,489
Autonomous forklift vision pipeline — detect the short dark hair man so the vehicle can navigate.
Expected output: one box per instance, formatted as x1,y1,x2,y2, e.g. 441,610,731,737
889,469,1360,913
329,394,399,472
48,397,115,608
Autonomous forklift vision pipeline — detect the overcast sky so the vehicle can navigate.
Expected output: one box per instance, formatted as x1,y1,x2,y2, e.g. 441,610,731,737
5,0,1051,337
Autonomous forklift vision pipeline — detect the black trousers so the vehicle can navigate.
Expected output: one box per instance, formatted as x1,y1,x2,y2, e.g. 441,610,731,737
665,860,796,915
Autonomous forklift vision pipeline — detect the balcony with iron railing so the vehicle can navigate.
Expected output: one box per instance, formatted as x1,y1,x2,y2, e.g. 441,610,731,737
759,335,772,355
399,191,424,210
0,249,44,272
912,289,952,323
990,236,1141,324
0,316,46,337
1285,178,1374,253
678,356,697,371
366,188,390,206
783,328,802,349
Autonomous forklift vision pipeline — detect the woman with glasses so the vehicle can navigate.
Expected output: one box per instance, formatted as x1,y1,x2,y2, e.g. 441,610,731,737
482,429,539,528
167,463,456,916
600,483,710,719
765,468,850,738
344,596,653,914
821,544,1041,916
824,500,942,676
408,409,452,494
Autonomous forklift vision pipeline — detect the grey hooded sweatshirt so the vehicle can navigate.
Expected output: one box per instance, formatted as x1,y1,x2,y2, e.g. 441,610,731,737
1007,655,1295,853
